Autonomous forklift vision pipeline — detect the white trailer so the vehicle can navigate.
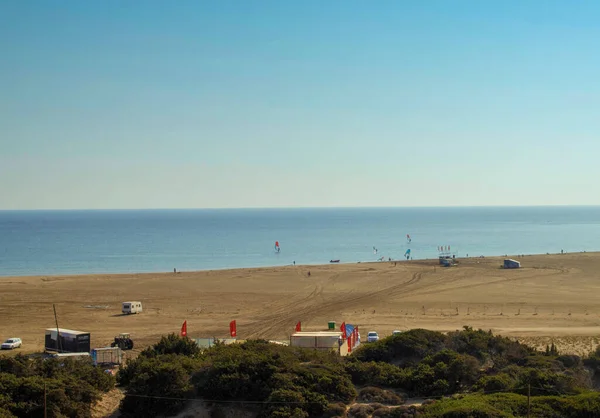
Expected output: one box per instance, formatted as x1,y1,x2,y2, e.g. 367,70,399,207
290,331,343,353
122,301,143,314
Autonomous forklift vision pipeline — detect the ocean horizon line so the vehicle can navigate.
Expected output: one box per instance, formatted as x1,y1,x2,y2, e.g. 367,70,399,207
1,204,599,213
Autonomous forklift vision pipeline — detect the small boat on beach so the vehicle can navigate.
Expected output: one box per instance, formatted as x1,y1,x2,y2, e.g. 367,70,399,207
330,259,340,263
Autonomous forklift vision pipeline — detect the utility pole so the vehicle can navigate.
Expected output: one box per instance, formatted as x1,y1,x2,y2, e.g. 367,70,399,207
44,381,47,418
527,382,531,418
53,304,62,353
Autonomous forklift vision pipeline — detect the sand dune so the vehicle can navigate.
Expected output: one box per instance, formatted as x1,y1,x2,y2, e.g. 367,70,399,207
2,252,600,355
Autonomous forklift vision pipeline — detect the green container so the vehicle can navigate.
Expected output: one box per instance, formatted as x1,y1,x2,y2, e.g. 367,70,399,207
328,321,336,330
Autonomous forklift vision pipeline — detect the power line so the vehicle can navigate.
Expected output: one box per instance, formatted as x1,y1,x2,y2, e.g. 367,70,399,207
120,385,553,405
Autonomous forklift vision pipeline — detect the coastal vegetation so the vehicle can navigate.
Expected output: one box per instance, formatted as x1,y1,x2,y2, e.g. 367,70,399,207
0,354,115,417
4,327,600,417
114,327,600,417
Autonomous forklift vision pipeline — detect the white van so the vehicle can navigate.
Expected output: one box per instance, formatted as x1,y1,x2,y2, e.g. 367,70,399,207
122,301,143,314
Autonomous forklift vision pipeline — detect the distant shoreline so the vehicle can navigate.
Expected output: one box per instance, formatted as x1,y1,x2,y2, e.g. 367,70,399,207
1,250,593,279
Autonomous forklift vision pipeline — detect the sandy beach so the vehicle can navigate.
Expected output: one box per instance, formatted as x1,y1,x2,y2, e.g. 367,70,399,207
3,252,600,356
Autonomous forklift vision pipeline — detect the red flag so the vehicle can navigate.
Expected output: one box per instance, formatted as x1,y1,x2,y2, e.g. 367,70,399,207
229,320,237,338
340,322,347,339
295,321,302,332
355,326,359,345
347,332,352,353
180,320,187,337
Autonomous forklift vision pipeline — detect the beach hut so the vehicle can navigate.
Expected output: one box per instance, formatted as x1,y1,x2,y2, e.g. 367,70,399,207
503,259,521,269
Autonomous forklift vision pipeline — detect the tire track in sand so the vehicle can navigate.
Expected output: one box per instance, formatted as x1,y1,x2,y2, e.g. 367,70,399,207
243,271,423,338
243,265,566,339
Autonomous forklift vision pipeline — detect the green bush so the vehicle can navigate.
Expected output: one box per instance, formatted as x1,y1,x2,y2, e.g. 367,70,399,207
371,405,420,418
114,329,600,417
0,408,16,418
345,360,408,388
348,404,375,418
192,341,356,417
420,394,514,417
322,403,347,417
0,355,115,418
444,327,531,366
118,355,200,418
140,334,201,358
474,373,515,392
354,329,446,365
420,392,600,418
556,354,581,369
358,386,404,405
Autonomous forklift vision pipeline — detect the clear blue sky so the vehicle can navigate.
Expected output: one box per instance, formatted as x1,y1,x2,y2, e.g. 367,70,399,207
1,1,599,209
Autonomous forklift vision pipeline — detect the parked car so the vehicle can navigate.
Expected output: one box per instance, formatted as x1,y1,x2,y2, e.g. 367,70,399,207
1,338,22,350
367,331,379,343
392,330,402,336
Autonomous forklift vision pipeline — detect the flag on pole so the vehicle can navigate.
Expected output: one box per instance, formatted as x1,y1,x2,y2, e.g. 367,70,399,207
340,322,347,339
347,332,352,353
295,321,302,332
180,320,187,337
229,320,237,338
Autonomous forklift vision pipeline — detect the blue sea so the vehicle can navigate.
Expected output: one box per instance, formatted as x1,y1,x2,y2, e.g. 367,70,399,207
1,207,600,277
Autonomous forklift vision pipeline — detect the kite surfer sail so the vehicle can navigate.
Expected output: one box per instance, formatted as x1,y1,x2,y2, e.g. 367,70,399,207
274,241,280,253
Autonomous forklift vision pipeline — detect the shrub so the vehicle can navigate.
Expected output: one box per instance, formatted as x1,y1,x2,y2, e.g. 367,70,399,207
420,394,514,417
323,403,347,418
353,329,446,365
372,405,419,418
348,404,375,418
140,333,201,358
119,355,198,418
420,392,600,418
345,360,408,388
0,355,115,418
474,373,514,392
358,387,404,405
556,354,581,369
193,341,355,417
0,408,15,418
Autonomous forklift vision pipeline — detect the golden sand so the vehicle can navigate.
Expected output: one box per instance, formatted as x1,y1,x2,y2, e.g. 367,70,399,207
2,252,600,355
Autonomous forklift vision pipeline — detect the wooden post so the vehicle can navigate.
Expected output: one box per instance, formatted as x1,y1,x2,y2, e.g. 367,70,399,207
527,382,531,418
53,304,62,353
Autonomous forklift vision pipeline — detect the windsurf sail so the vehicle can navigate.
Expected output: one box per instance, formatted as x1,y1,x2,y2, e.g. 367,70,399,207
275,241,280,253
406,234,411,243
404,249,411,259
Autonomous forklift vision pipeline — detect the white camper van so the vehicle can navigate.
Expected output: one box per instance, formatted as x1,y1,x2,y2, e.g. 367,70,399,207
122,301,143,314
